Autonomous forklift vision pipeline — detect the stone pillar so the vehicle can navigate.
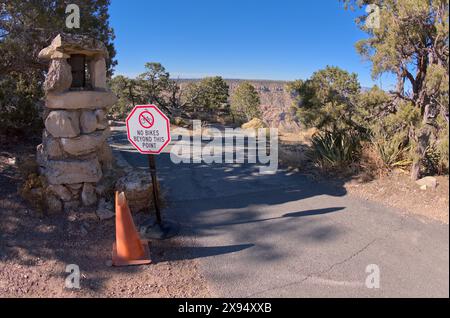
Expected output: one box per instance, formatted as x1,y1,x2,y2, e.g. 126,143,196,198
37,34,117,212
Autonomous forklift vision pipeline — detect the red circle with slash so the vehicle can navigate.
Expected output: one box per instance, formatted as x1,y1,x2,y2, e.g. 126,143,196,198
138,111,155,129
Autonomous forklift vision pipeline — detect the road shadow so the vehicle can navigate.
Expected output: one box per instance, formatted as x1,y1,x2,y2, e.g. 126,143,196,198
110,126,350,268
153,243,255,263
206,207,346,227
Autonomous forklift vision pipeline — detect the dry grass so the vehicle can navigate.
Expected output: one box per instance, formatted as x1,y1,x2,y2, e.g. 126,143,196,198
357,142,389,180
278,128,319,171
279,127,318,145
241,118,267,130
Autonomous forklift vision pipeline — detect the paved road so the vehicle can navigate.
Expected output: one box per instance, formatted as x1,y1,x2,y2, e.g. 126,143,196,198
110,125,449,298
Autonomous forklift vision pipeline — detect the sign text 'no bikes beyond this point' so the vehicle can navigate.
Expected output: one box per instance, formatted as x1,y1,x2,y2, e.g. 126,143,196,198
126,105,171,154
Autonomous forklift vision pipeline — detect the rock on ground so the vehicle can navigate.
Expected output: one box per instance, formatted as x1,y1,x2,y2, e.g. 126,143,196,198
416,176,438,190
96,198,115,220
115,171,153,213
81,183,97,207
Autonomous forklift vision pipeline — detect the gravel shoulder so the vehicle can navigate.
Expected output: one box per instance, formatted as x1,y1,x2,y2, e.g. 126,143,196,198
0,142,211,298
345,173,449,224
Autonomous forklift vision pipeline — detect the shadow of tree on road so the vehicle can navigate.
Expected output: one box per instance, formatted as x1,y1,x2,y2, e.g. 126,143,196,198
114,136,350,268
197,207,346,228
153,243,255,263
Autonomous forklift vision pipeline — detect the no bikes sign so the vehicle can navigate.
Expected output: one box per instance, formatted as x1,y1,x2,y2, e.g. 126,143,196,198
126,105,171,154
126,105,173,233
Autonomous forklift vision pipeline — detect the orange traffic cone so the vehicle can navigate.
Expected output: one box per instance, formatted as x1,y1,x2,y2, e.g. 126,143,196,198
112,191,151,266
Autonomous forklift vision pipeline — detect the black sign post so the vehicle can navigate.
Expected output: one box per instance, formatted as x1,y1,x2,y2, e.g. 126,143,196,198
126,104,178,240
148,154,162,224
139,154,179,240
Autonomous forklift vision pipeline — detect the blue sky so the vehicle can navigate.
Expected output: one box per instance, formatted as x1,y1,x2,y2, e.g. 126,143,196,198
109,0,394,88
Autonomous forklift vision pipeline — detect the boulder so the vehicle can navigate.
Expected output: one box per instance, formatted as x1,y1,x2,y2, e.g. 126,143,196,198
46,91,118,110
97,141,114,170
95,109,108,130
38,33,108,60
96,198,115,220
37,140,64,165
95,172,116,197
46,194,63,214
47,184,72,202
45,111,80,138
41,158,103,185
80,110,98,134
64,200,80,211
242,118,267,130
66,183,82,196
60,130,109,156
89,58,107,90
67,183,83,190
81,183,97,206
416,176,438,190
116,171,153,213
36,144,46,167
42,130,64,159
43,58,72,93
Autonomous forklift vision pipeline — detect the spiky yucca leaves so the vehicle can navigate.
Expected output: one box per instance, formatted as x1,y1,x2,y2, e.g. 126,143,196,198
310,130,361,169
372,132,412,170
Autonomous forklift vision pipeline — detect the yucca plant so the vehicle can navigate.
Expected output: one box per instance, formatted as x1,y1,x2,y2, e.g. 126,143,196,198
372,132,412,170
310,130,361,169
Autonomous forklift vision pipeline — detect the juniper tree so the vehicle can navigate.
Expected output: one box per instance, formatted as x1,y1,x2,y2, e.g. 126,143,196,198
231,82,261,123
184,76,229,113
343,0,449,179
288,66,362,132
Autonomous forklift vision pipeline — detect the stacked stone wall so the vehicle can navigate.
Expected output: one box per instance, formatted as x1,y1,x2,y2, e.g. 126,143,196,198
37,34,117,212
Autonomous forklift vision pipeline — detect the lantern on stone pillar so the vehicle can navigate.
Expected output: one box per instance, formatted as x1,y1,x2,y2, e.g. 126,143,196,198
69,54,87,89
36,34,118,213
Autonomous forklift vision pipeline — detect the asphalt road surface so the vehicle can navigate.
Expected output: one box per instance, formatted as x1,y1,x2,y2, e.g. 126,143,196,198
110,124,449,298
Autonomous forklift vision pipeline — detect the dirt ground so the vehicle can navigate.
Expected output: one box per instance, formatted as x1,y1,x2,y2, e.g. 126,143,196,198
0,142,211,298
1,133,448,297
345,172,449,224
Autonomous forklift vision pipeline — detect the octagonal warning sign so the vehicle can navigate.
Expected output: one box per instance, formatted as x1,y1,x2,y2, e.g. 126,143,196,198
126,105,171,154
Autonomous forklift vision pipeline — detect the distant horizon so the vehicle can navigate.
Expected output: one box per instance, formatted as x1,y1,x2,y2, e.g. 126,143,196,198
112,73,375,89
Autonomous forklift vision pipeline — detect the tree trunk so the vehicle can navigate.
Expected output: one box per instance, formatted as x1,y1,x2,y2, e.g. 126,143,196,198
128,86,136,107
410,124,432,180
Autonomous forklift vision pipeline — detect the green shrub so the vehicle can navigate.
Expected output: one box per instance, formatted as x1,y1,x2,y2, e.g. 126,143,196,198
231,82,261,123
437,127,449,174
424,125,449,175
0,74,43,136
368,101,420,171
310,130,361,169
